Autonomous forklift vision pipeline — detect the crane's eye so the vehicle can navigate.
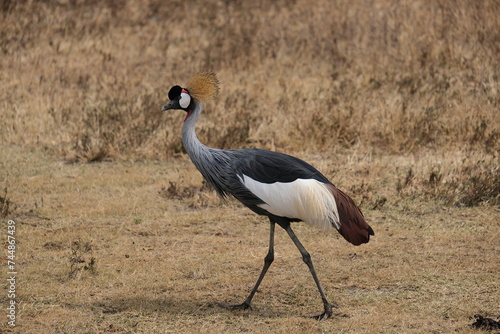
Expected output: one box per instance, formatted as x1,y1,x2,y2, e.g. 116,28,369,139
179,92,191,108
168,85,182,100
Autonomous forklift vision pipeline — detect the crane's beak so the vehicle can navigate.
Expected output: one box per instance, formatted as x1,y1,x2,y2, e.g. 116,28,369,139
161,100,177,111
161,98,185,111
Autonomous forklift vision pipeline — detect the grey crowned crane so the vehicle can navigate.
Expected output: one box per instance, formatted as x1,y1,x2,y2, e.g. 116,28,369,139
161,71,374,320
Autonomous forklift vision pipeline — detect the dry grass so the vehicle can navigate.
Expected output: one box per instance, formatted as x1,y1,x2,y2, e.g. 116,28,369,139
1,0,499,333
1,146,499,334
1,0,499,159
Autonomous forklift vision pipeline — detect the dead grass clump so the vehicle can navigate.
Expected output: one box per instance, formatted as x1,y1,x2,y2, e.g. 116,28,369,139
69,239,97,278
159,181,203,200
1,187,13,217
67,93,167,162
198,108,254,150
397,155,500,207
454,164,500,207
159,179,221,209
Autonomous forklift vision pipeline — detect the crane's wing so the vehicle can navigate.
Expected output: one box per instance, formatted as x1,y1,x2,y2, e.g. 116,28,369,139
228,148,330,184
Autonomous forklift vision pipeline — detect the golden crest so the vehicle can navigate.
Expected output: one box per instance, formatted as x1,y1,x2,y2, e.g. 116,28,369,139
187,70,220,104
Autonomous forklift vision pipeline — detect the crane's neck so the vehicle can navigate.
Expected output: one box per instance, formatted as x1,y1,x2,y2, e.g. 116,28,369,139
181,100,212,168
181,100,229,198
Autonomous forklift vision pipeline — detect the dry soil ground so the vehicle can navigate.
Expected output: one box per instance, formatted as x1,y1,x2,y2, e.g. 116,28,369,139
1,145,498,333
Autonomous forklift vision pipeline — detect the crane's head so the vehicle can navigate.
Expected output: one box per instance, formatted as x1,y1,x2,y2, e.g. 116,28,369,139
161,70,220,120
161,85,192,112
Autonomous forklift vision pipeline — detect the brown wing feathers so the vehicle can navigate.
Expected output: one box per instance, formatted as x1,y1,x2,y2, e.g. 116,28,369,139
326,184,374,246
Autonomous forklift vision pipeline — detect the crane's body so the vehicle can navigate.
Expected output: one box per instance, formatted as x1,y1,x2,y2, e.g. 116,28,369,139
162,71,374,320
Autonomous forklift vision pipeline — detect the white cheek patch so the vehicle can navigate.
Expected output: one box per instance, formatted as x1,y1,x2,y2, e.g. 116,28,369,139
179,92,191,108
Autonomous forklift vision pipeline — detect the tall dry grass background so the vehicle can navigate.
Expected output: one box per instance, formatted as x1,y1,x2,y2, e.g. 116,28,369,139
2,0,499,155
1,0,499,205
1,0,499,333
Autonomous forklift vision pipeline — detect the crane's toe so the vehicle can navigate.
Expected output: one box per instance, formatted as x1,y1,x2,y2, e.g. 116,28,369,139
306,303,334,321
216,301,252,311
308,311,331,321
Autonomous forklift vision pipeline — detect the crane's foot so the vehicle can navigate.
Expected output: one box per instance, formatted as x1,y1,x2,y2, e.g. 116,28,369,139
306,303,334,321
307,310,332,321
216,301,252,311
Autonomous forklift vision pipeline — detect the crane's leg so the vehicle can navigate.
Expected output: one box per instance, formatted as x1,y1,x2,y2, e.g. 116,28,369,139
217,220,276,310
284,224,335,320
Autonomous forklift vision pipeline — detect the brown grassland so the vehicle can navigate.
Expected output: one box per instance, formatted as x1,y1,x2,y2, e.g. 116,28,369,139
1,0,499,333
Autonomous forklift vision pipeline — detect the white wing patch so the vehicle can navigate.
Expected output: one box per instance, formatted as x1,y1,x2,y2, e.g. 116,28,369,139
239,174,341,231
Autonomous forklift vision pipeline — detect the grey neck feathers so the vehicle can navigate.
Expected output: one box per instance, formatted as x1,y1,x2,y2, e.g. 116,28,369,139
182,100,207,160
181,99,229,197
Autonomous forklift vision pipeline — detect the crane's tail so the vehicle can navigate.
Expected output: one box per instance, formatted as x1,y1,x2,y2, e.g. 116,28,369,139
325,184,374,246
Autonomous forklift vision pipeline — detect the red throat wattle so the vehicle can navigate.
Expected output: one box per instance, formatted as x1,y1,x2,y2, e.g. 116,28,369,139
184,110,192,122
